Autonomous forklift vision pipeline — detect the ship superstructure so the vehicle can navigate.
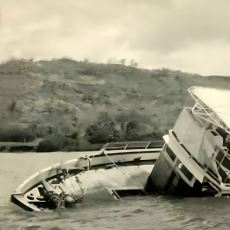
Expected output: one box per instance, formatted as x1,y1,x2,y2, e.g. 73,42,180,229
146,86,230,196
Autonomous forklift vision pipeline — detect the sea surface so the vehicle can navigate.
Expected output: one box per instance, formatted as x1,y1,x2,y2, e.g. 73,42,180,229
1,152,230,230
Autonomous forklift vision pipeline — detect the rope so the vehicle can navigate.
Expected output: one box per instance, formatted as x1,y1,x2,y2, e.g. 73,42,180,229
103,150,143,189
60,156,91,199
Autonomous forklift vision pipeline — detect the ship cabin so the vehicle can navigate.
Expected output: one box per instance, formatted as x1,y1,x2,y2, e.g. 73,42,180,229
147,86,230,196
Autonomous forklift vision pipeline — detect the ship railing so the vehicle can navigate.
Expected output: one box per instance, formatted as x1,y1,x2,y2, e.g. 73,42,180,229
103,140,164,151
215,146,230,184
189,88,230,135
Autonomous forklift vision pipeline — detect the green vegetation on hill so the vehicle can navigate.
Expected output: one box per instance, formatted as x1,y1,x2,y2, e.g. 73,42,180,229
0,58,230,152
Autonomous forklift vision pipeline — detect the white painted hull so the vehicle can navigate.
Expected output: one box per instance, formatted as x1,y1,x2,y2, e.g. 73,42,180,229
11,147,161,211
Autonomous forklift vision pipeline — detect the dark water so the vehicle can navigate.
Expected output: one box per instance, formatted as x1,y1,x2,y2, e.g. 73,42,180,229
1,153,230,230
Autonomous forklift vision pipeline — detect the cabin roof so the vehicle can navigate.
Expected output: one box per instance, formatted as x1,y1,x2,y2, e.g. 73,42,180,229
189,86,230,130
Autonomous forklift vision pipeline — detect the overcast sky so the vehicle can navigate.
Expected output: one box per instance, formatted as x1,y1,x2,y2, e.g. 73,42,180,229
0,0,230,75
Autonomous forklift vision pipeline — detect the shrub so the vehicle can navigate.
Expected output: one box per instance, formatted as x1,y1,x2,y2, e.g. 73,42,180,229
85,113,120,144
36,139,59,152
36,135,79,152
0,126,35,142
125,120,141,140
124,120,163,141
76,138,103,151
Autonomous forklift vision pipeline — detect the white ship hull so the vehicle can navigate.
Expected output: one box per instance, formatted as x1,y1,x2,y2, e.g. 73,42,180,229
11,142,161,211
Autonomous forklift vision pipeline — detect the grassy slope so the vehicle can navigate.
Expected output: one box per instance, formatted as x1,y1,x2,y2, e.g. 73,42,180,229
0,58,230,151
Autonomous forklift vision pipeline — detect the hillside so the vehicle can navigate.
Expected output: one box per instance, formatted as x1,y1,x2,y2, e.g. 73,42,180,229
0,59,230,152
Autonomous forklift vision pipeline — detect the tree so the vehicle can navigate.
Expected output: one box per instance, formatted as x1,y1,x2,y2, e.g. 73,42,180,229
83,58,90,64
85,113,120,144
130,59,138,67
120,58,126,65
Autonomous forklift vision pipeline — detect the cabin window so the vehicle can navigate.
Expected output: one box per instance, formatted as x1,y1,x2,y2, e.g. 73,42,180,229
217,165,230,183
222,157,230,170
216,158,230,184
216,151,225,163
180,165,193,181
211,130,218,136
165,145,176,162
216,150,230,171
178,163,193,181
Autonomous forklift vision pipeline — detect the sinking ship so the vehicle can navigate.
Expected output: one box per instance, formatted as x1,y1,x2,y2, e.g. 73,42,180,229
11,141,162,211
146,86,230,196
11,86,230,211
